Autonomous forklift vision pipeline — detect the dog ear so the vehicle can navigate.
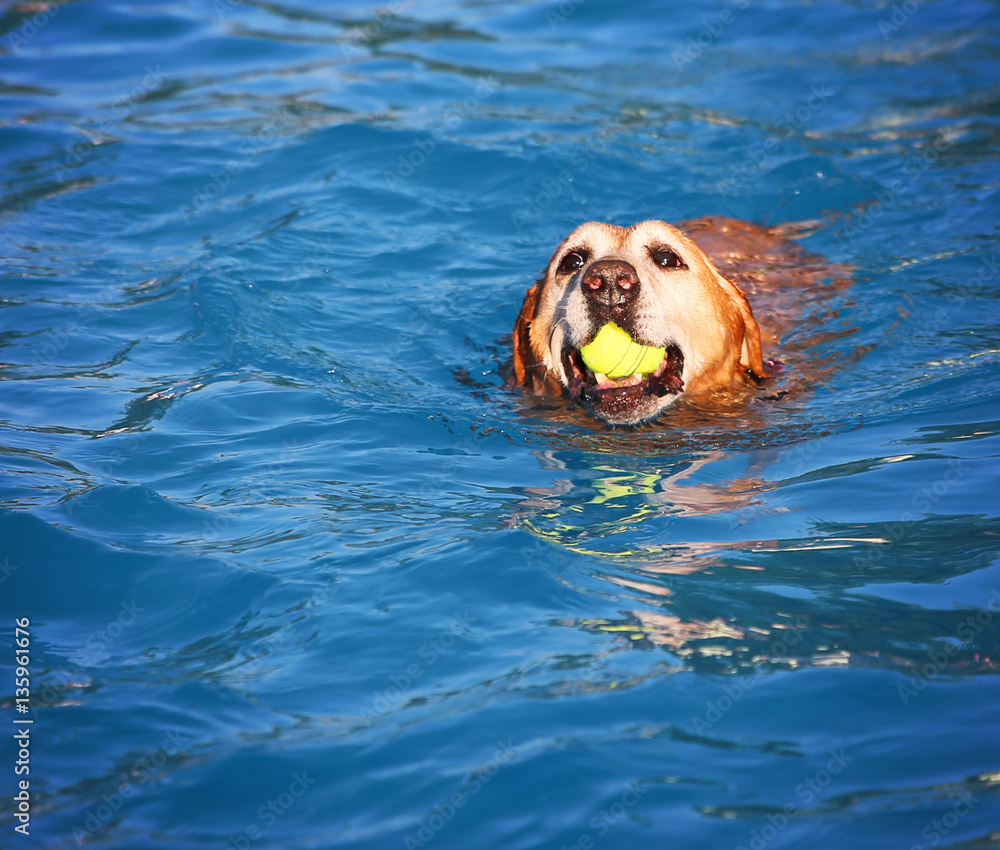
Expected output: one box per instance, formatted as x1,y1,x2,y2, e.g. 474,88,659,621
713,270,768,381
511,282,540,387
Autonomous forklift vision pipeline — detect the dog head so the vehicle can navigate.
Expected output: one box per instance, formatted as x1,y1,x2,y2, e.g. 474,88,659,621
512,220,768,425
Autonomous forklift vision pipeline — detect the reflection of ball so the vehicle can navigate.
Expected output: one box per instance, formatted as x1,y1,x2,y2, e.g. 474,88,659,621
579,323,666,379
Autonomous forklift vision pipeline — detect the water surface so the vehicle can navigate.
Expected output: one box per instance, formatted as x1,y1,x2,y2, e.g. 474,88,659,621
1,1,999,848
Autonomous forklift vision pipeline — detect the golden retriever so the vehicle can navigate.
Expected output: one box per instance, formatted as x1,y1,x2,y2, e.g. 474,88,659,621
511,216,842,425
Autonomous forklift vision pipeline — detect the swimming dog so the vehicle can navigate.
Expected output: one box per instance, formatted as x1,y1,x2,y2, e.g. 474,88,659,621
511,217,838,425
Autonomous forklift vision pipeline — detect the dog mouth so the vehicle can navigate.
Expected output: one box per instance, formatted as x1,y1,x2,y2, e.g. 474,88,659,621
562,342,685,424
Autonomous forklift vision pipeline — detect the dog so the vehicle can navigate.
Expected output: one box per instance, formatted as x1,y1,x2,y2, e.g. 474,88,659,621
510,216,841,426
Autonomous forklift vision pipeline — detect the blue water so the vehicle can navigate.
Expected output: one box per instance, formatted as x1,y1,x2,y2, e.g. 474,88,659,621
2,0,1000,847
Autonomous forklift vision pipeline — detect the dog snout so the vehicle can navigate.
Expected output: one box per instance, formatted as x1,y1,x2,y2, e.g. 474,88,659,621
582,259,640,312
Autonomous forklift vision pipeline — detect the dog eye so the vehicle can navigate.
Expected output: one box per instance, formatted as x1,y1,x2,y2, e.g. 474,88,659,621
557,251,588,274
651,247,687,270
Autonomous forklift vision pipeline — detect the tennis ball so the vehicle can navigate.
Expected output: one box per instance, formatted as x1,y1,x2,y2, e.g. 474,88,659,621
579,322,666,379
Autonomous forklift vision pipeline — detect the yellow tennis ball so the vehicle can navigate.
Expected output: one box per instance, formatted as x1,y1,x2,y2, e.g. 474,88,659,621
579,323,666,379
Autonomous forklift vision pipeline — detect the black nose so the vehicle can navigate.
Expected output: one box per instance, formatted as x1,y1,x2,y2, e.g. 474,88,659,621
581,260,640,310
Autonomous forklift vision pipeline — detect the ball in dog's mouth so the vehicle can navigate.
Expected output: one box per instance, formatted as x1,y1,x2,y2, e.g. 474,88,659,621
578,322,666,380
563,338,685,425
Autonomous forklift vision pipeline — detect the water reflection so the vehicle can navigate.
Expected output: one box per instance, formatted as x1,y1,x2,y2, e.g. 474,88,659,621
524,451,1000,680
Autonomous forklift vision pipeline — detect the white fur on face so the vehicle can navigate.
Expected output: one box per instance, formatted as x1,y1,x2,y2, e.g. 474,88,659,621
539,220,736,395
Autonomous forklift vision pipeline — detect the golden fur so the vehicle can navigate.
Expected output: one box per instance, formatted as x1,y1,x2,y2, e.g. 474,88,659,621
512,218,774,425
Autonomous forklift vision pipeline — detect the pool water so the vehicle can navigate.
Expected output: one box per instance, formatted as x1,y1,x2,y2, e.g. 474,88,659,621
2,1,1000,847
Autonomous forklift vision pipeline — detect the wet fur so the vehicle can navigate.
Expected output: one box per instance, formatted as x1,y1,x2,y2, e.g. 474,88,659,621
511,216,848,425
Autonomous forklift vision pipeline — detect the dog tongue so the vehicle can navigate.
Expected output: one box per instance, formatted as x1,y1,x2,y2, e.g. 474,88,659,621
593,372,644,391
